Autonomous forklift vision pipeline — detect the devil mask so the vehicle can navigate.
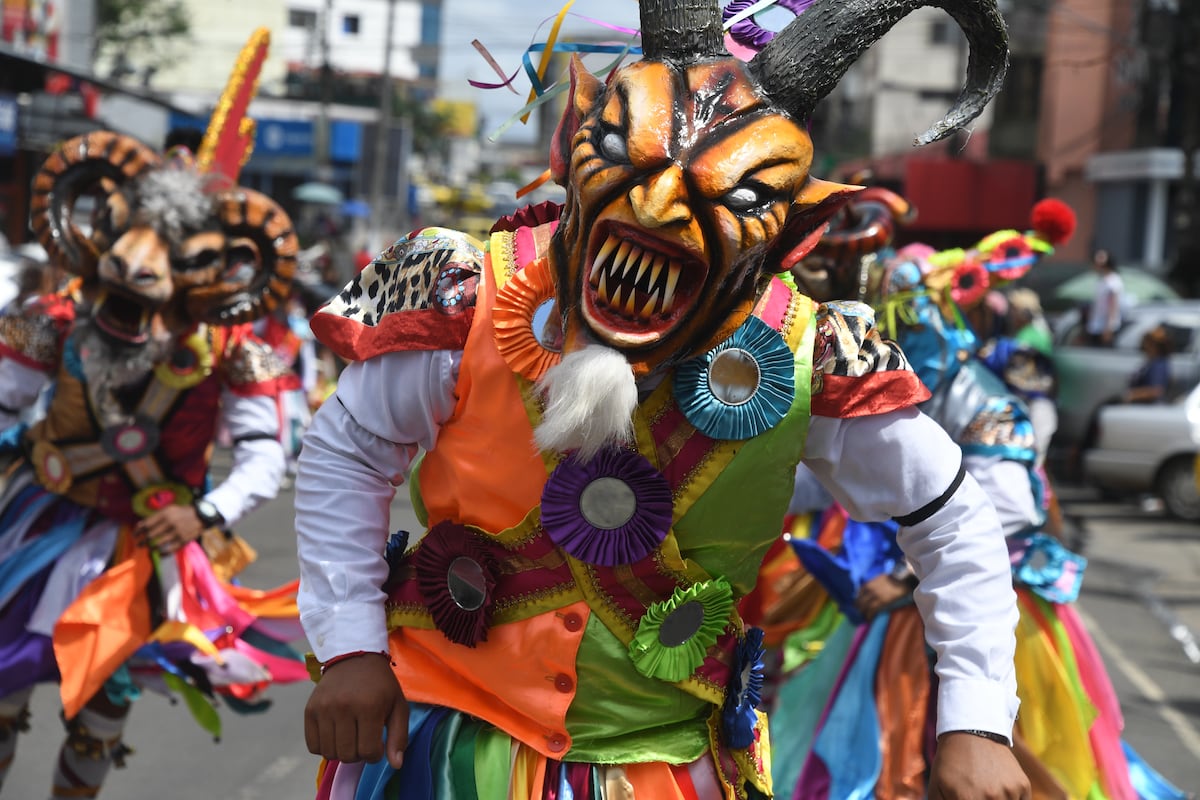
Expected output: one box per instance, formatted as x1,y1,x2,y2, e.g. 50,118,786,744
545,0,1008,375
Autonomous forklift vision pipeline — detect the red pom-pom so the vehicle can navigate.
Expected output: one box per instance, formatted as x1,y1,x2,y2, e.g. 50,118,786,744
1030,198,1076,246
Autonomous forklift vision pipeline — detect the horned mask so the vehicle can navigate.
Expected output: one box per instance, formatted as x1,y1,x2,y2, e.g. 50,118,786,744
27,30,298,349
546,0,1008,375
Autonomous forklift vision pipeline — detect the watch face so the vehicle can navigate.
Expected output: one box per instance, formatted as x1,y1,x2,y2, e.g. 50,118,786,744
195,499,222,526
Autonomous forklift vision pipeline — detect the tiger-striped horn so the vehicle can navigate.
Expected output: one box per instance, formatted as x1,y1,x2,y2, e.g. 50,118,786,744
185,188,299,326
748,0,1008,145
639,0,727,64
29,132,161,278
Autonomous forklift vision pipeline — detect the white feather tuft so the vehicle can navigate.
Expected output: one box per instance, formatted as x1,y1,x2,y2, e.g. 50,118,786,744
534,344,638,460
135,169,212,240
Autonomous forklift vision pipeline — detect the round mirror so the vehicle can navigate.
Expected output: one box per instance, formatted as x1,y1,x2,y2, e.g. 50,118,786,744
446,556,488,611
708,348,760,406
532,298,563,353
579,476,637,530
658,600,706,647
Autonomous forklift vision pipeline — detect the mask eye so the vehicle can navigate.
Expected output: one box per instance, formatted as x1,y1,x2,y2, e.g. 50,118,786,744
599,131,628,163
724,185,766,213
176,248,221,273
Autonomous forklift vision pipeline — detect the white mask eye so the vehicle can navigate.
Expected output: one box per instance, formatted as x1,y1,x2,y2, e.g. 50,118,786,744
724,186,762,212
599,131,628,163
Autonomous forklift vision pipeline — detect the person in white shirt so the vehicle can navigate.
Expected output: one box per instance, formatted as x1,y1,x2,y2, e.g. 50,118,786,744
1086,249,1125,346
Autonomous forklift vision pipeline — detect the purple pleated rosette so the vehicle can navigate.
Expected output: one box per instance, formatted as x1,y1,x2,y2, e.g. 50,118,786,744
540,447,673,567
413,521,499,648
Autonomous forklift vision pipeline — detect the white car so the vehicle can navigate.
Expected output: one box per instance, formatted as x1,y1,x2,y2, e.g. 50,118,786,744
1084,381,1200,520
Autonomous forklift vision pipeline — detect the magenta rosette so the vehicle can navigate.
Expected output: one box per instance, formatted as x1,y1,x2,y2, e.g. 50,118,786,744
413,521,499,648
540,447,673,567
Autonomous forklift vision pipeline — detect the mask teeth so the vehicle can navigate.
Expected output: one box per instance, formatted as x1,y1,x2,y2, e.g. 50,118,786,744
589,233,684,319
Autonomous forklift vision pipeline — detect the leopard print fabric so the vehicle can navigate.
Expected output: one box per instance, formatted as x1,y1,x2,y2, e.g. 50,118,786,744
812,300,912,386
0,313,64,368
319,228,484,328
220,333,294,390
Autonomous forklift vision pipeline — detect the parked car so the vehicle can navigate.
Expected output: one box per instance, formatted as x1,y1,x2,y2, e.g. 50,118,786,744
1050,300,1200,452
1083,381,1200,520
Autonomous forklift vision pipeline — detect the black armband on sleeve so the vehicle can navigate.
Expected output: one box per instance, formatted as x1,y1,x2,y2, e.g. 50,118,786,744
892,461,966,527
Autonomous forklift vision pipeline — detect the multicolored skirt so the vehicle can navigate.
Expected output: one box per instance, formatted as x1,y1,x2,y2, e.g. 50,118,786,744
0,466,307,735
314,705,766,800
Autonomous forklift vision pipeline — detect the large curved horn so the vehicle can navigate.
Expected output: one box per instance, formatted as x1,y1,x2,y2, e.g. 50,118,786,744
29,132,161,277
639,0,727,63
184,188,299,326
748,0,1008,145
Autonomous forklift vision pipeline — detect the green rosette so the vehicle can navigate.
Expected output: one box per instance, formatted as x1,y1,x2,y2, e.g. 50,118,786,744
628,578,734,682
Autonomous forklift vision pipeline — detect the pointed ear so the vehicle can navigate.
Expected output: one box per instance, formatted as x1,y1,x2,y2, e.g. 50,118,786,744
769,178,863,272
549,55,604,185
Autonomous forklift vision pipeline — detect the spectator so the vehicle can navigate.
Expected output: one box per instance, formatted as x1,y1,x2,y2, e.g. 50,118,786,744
1086,248,1124,346
1121,325,1173,404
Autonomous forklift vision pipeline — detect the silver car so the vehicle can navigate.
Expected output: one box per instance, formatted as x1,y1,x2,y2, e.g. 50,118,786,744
1083,381,1200,520
1052,301,1200,448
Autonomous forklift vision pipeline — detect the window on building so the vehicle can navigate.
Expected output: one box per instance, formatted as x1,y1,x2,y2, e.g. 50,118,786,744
343,14,360,34
288,8,317,29
928,19,954,45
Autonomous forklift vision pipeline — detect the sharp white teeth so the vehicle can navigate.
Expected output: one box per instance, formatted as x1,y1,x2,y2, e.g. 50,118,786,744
663,263,681,312
598,269,611,301
640,295,658,319
623,288,637,317
592,236,618,283
613,241,633,278
647,255,665,288
631,249,652,285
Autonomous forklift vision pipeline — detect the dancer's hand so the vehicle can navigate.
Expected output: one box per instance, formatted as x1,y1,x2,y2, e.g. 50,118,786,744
854,574,910,621
135,505,204,554
929,731,1031,799
305,652,409,768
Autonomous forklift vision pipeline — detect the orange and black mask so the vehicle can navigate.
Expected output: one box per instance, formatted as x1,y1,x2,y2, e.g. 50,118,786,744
546,0,1008,376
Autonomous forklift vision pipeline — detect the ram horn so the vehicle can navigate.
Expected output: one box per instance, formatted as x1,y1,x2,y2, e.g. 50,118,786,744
748,0,1008,145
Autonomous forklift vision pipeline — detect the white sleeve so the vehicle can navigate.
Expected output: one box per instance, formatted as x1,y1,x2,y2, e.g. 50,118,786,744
205,391,285,528
963,454,1042,537
803,408,1020,741
295,349,460,662
0,359,53,429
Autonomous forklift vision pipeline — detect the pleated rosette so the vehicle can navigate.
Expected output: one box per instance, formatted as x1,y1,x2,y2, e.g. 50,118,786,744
672,316,794,440
628,578,734,683
721,626,766,748
492,257,562,381
412,521,499,647
154,329,215,389
540,447,672,567
949,258,990,308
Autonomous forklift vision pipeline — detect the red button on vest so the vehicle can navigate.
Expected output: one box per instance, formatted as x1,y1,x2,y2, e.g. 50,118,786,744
553,673,573,693
562,612,583,632
547,733,567,753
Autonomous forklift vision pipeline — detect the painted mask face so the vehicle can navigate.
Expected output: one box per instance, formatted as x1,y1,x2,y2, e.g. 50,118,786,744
550,57,853,375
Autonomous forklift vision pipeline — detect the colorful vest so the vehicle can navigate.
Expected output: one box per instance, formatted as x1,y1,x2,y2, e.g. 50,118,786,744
378,226,817,795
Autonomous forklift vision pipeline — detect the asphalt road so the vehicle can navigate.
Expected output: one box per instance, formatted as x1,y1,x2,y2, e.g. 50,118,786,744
5,475,1198,798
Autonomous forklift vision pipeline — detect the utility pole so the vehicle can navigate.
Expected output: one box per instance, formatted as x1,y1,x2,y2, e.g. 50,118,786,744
367,0,397,253
1170,0,1200,295
314,0,335,181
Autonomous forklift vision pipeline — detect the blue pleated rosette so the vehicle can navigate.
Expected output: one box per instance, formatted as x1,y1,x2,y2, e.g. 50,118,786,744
722,626,766,749
672,315,794,440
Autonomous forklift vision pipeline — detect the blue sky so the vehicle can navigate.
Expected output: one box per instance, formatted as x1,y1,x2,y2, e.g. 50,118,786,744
438,0,642,141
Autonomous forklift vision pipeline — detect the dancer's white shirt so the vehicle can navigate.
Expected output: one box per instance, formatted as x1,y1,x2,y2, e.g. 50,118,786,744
296,349,1020,741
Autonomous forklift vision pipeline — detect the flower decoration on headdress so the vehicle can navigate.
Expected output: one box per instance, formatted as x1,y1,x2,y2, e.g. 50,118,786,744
541,446,672,567
978,233,1036,282
629,578,734,682
722,626,766,748
493,257,562,381
413,521,499,647
949,258,989,308
673,316,794,441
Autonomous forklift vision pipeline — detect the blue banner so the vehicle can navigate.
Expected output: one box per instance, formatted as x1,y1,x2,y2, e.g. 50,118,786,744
0,95,18,157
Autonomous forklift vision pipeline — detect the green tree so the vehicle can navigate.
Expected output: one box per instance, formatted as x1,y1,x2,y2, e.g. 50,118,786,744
94,0,191,76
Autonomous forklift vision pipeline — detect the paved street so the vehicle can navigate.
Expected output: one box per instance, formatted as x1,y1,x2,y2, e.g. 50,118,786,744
5,474,1198,797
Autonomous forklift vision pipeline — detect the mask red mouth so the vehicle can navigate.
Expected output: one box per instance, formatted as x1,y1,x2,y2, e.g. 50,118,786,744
581,224,707,348
93,290,154,345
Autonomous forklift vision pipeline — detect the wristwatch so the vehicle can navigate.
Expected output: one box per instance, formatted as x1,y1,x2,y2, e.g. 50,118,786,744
194,498,226,530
